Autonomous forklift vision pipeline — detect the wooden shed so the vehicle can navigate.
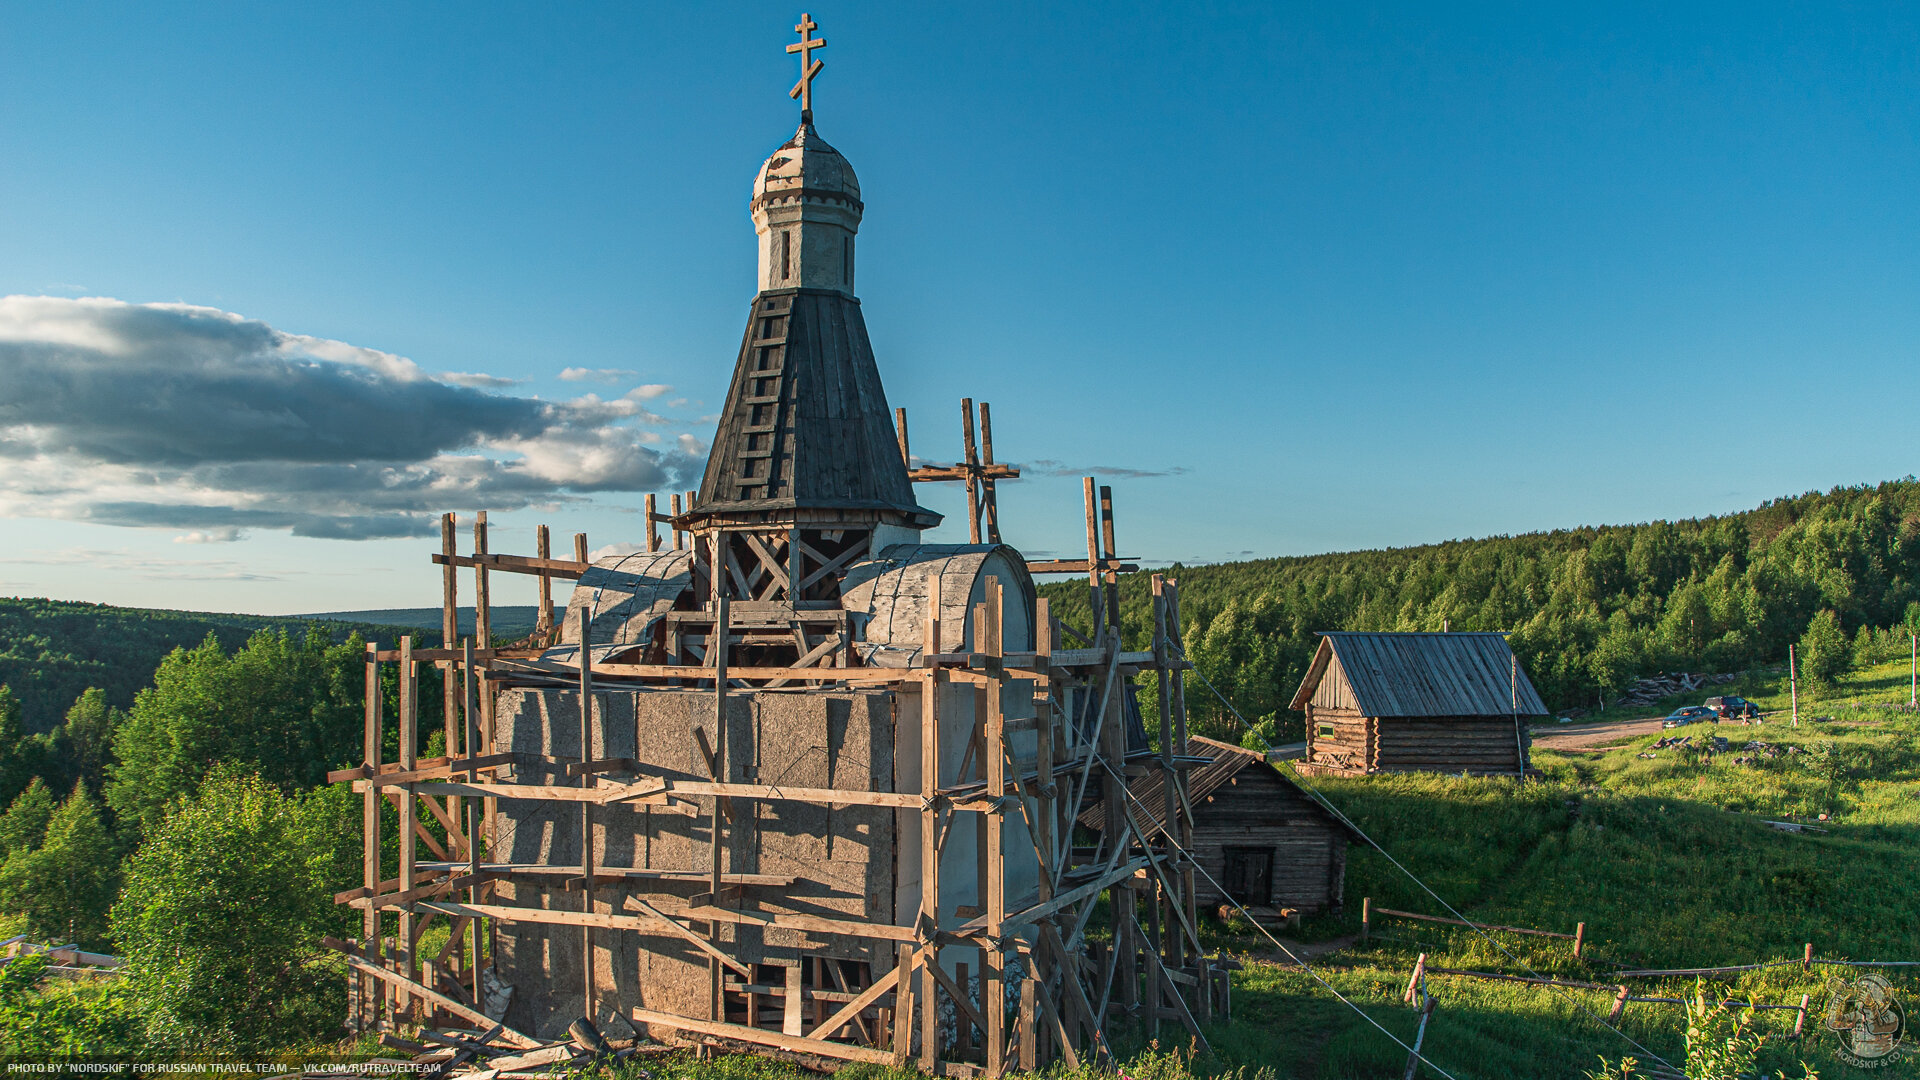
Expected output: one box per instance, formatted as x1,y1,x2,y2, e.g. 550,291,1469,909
1082,735,1362,914
1289,632,1547,777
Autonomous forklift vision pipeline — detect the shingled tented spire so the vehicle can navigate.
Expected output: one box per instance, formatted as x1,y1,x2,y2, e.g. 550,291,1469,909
688,34,934,529
695,287,933,524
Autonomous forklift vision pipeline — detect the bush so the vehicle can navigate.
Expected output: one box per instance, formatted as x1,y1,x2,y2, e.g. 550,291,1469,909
110,770,342,1052
0,952,143,1060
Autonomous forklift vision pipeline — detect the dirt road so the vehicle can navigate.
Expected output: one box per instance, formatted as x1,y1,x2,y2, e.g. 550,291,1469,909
1531,716,1666,752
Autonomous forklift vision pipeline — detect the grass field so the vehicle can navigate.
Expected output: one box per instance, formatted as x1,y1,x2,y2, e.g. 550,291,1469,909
494,656,1920,1078
1164,652,1920,1078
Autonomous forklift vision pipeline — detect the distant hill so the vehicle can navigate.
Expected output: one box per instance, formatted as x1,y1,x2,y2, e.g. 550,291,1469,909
1041,478,1920,739
0,598,416,734
298,606,543,642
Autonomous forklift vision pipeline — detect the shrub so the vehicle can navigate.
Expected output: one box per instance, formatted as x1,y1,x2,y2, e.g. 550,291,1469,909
0,952,144,1059
110,770,341,1052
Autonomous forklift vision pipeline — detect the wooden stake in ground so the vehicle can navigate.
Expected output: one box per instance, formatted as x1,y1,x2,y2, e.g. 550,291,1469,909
1402,994,1437,1080
577,607,596,1024
360,641,383,1029
1790,643,1799,726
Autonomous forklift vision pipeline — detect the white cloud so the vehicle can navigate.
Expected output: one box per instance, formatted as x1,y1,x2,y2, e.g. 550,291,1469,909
173,528,243,544
560,367,659,387
439,371,525,389
0,295,704,539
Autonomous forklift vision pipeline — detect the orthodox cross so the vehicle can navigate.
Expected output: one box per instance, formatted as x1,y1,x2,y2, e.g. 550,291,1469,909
787,13,825,116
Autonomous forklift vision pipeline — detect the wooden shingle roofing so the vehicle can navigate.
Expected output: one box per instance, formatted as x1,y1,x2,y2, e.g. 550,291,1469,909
1078,735,1364,843
1287,632,1549,717
693,288,935,524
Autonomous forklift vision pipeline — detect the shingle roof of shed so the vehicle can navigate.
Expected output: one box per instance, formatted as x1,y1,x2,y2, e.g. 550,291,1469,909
1287,632,1549,717
1077,735,1364,843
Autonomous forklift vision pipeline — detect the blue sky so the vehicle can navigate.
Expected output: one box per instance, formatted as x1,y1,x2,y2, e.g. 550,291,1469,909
1,3,1916,614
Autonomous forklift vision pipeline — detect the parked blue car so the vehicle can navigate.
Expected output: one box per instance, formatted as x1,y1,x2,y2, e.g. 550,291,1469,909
1662,705,1718,729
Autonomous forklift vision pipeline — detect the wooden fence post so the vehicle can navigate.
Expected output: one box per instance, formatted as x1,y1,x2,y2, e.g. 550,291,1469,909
1403,954,1427,1004
1573,922,1586,960
1608,985,1630,1022
1793,993,1810,1038
1362,897,1371,941
1402,994,1437,1080
1803,942,1813,972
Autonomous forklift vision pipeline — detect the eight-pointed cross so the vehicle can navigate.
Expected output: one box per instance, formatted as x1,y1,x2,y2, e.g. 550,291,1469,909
787,13,825,116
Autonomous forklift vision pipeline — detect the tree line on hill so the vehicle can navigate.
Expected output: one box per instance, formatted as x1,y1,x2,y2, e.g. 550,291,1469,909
1041,480,1920,743
0,598,400,735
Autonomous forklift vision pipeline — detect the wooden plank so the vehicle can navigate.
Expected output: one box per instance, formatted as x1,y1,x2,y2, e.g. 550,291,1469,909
323,938,538,1048
629,896,751,978
336,753,515,786
892,943,917,1064
1373,907,1576,940
397,636,418,1013
492,658,908,685
921,584,942,1071
983,585,1007,1074
630,1007,895,1066
679,903,920,944
431,551,589,578
577,605,598,1020
360,640,382,1030
782,963,804,1036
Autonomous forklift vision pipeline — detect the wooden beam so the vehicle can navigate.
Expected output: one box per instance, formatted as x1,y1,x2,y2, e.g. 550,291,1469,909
908,464,1021,482
806,961,903,1041
628,896,751,978
324,940,538,1048
630,1007,895,1066
360,640,382,1031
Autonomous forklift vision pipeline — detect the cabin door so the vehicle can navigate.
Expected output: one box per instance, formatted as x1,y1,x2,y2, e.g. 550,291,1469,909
1222,846,1273,906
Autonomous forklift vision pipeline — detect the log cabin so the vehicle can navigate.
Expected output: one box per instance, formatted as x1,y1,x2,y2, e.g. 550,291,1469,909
1290,632,1546,777
1081,735,1361,914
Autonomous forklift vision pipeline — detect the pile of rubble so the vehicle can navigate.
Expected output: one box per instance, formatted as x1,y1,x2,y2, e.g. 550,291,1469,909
1614,671,1736,708
1638,735,1802,764
1731,740,1801,766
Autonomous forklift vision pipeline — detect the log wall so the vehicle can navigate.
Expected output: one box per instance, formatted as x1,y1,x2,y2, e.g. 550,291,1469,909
1303,706,1528,776
1189,769,1346,914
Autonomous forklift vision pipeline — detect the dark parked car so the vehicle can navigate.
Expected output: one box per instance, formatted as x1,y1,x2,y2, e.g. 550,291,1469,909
1704,695,1761,719
1662,706,1717,728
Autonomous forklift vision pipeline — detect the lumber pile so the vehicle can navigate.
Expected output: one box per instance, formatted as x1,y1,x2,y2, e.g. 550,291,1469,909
371,1017,644,1078
1612,671,1735,708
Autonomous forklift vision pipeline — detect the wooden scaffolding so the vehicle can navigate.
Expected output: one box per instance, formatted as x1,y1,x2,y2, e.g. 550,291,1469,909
334,412,1224,1074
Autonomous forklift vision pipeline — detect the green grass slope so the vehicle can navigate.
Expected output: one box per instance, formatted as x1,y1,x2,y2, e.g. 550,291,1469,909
1178,653,1920,1078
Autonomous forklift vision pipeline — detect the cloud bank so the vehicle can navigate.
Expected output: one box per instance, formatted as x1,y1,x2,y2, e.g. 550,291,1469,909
0,296,698,539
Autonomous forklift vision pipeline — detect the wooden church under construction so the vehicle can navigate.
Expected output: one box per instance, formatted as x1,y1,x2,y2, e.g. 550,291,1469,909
334,16,1228,1075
